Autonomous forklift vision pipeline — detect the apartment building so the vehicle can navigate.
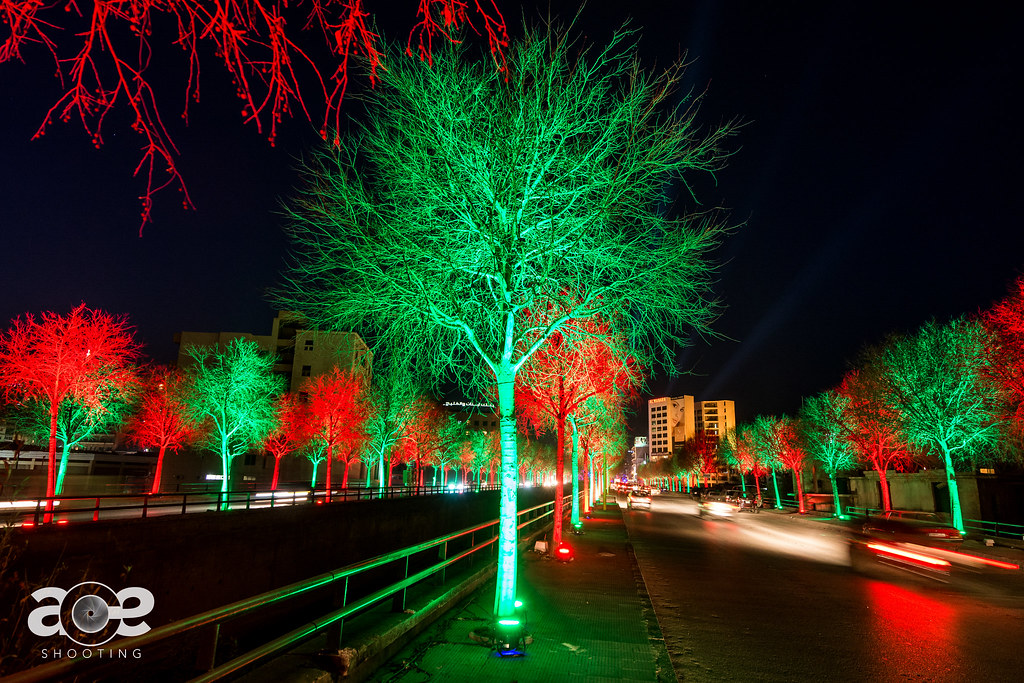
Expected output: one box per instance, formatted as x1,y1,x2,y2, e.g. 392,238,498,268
174,311,373,392
648,396,736,458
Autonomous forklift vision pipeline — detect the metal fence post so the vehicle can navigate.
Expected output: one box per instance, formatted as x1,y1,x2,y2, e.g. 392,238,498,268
196,623,220,672
325,577,349,652
393,557,410,612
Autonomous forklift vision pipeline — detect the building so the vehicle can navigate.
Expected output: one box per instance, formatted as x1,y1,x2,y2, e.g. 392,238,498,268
647,395,694,458
695,400,736,440
174,311,372,392
647,396,736,458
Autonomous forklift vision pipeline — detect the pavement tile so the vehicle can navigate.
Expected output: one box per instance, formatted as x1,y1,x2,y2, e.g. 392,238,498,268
367,505,675,682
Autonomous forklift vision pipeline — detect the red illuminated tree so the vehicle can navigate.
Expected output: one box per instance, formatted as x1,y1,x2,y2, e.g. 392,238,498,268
837,364,915,511
758,415,807,513
983,276,1024,448
13,368,139,495
517,307,641,548
681,429,720,486
724,423,773,504
125,366,197,494
0,305,139,519
261,393,309,491
400,396,462,487
303,366,367,496
2,0,508,228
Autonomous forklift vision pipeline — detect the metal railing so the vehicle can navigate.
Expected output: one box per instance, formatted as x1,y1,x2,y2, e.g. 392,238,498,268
846,506,1024,542
963,518,1024,540
5,494,568,683
3,483,503,527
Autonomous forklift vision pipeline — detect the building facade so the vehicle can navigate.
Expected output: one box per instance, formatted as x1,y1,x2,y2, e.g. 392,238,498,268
695,400,736,440
174,311,373,392
647,396,736,458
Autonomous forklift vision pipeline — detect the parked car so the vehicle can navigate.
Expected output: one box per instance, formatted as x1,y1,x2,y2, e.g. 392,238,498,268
862,510,963,549
627,488,652,510
735,491,762,513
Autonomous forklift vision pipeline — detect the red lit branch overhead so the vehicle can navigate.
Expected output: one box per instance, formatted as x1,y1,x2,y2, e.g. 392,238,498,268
0,0,508,230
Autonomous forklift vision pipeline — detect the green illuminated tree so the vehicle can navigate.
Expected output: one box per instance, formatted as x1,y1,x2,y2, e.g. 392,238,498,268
362,362,418,491
276,23,736,618
181,339,284,508
878,318,1004,532
13,384,137,496
400,396,463,487
799,390,858,518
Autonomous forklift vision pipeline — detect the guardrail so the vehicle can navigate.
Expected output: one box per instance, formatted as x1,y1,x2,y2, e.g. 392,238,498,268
2,483,503,527
5,493,569,683
846,506,1024,542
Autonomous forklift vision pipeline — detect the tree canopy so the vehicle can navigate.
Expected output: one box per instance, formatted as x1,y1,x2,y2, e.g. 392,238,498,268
275,21,737,619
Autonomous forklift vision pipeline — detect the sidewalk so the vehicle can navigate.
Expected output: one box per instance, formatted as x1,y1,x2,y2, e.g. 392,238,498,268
366,505,675,682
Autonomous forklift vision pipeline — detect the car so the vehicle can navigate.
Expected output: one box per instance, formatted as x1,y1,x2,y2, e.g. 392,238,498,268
862,510,963,549
734,491,762,513
723,489,742,503
697,494,735,518
627,488,652,510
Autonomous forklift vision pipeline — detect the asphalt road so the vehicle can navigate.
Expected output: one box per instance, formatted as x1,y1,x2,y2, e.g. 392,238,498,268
620,492,1024,682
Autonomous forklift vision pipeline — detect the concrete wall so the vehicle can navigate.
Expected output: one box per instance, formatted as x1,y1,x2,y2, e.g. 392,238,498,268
848,470,982,521
9,487,554,627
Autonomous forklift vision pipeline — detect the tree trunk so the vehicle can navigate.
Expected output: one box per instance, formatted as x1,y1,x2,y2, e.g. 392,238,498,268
219,437,230,512
793,467,806,513
326,443,333,502
771,470,783,509
151,445,168,495
878,467,892,512
55,442,71,496
569,414,581,528
829,473,843,518
493,370,518,620
271,455,282,491
941,446,965,532
342,458,351,488
45,405,58,522
310,459,319,488
553,411,566,548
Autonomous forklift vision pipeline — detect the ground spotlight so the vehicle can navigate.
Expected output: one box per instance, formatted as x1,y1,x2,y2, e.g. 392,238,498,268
554,542,575,562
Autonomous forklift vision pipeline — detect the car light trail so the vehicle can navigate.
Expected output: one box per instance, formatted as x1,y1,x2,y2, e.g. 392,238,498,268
867,542,952,568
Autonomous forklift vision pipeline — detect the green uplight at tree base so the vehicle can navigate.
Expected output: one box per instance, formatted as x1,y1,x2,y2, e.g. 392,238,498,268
275,21,737,619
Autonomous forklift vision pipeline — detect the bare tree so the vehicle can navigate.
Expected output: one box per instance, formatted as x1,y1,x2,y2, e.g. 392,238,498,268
275,23,737,618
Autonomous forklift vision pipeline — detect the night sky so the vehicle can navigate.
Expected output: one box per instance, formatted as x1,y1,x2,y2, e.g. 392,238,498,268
2,2,1021,429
